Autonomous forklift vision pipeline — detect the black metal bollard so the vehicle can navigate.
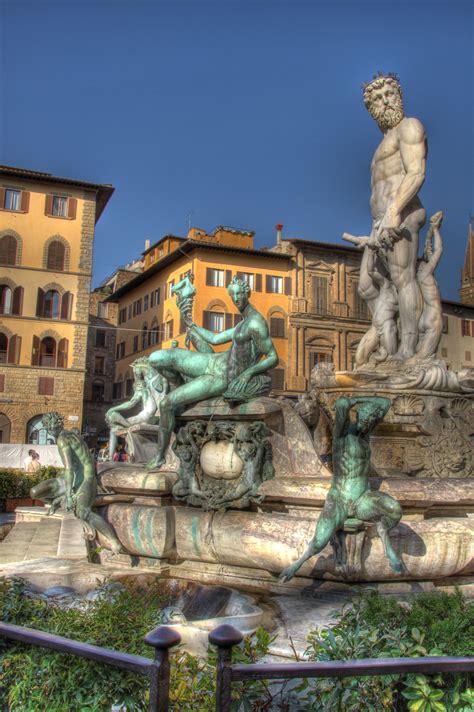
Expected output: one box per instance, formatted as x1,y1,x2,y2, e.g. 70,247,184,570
208,624,244,712
145,625,181,712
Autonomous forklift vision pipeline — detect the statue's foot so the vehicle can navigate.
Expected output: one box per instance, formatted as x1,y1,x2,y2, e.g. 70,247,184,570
146,456,166,471
279,565,298,583
389,556,403,575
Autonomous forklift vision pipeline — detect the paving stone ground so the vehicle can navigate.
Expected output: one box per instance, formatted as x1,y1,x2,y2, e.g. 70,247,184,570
0,508,87,564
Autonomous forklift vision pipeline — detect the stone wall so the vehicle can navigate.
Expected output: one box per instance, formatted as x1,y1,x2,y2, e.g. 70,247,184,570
0,365,85,442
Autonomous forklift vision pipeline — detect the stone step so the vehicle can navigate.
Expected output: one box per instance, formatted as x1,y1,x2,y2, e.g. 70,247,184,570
0,510,87,564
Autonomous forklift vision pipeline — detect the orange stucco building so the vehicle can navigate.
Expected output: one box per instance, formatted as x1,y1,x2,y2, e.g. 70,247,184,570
106,226,291,400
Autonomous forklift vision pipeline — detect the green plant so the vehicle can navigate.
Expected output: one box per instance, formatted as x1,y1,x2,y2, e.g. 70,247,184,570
0,466,59,502
402,675,446,712
0,578,274,711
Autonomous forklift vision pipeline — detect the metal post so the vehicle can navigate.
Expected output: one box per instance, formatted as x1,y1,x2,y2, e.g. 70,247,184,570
145,625,181,712
208,624,244,712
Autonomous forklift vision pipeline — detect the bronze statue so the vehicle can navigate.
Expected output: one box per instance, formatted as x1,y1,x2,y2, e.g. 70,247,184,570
31,411,122,555
146,276,278,470
280,396,402,582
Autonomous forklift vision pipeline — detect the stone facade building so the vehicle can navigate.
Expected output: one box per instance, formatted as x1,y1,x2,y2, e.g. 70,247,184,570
270,236,371,395
0,165,113,444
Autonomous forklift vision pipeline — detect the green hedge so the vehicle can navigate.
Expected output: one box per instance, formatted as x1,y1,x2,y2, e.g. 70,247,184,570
0,467,59,501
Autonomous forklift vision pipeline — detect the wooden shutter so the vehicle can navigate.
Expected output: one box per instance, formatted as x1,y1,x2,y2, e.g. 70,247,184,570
60,292,72,320
206,268,212,286
0,189,5,209
12,286,23,316
236,271,243,280
57,338,68,368
203,311,210,330
265,275,272,293
38,377,54,396
44,195,53,216
270,317,285,338
179,315,185,334
284,277,292,295
20,191,30,213
313,275,328,314
7,335,20,364
0,235,17,265
270,368,285,390
168,320,174,339
234,313,243,326
31,336,40,365
0,374,4,392
225,269,232,286
225,313,233,329
36,288,45,317
68,198,77,219
47,241,65,271
255,273,262,292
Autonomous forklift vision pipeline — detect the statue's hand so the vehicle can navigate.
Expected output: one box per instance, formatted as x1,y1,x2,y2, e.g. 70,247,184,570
226,372,252,396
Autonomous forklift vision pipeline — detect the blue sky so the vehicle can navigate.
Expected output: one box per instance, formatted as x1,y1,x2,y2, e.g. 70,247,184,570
1,0,472,298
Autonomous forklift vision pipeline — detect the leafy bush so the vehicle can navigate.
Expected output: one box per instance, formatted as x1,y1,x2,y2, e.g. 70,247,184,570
0,580,472,711
0,578,273,711
294,590,474,711
0,466,58,502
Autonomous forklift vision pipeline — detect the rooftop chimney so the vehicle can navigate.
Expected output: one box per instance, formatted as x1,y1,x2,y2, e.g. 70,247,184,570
145,239,151,251
275,223,284,246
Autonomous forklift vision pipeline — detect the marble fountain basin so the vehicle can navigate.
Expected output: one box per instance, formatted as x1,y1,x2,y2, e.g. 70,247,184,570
158,580,263,656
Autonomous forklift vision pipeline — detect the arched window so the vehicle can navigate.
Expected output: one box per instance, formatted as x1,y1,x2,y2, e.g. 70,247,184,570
44,290,61,319
0,333,7,363
142,325,149,350
0,285,12,315
0,413,11,444
0,235,17,265
92,381,105,403
40,337,56,367
27,415,54,445
47,240,65,271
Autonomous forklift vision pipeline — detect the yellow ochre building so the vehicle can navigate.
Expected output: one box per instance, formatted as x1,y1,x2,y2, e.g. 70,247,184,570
0,165,113,444
106,225,291,400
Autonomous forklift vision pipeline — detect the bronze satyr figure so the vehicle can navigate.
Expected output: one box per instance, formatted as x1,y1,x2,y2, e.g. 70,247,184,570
280,396,402,582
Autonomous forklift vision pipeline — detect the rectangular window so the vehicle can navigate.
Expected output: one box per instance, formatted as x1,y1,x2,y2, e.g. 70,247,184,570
209,312,224,332
95,329,106,348
118,308,127,324
136,298,142,315
133,335,139,352
441,347,448,358
267,275,283,294
159,247,164,257
310,352,333,370
52,196,68,217
38,376,54,396
164,320,174,340
442,315,449,334
97,303,109,318
270,317,285,338
94,356,105,374
0,374,5,392
353,291,369,320
241,272,254,289
116,342,125,359
4,189,20,211
166,280,175,299
313,275,329,314
269,368,285,390
466,351,472,362
127,304,132,320
155,288,160,305
206,268,224,288
113,382,123,400
144,295,149,311
461,319,471,337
